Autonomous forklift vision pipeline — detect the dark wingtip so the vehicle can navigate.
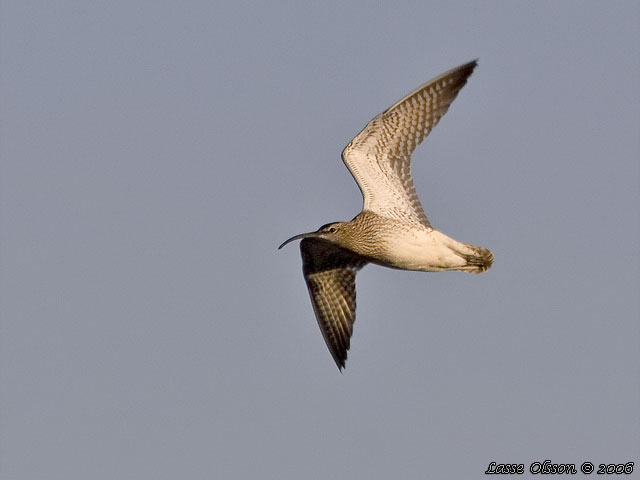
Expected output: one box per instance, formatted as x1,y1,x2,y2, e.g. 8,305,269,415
333,353,347,372
461,58,479,74
457,58,479,75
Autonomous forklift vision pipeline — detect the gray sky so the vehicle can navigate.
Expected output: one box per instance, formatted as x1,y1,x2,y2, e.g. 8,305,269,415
1,1,639,479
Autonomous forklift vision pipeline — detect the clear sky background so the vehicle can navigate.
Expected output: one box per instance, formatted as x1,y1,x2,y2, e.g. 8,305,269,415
1,2,639,479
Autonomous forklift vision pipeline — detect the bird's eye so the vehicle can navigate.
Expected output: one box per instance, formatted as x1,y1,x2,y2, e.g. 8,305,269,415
329,227,337,233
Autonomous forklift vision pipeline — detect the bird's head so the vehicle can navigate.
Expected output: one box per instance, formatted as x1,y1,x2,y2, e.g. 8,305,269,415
278,221,349,250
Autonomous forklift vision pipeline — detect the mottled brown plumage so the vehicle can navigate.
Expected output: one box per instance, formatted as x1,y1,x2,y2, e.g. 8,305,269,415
342,60,477,226
280,60,493,370
300,239,367,369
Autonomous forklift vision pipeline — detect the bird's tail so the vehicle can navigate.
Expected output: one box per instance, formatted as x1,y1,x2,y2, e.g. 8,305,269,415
456,243,494,273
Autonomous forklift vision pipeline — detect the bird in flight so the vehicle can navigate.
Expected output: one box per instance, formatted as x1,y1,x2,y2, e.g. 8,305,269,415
279,60,493,370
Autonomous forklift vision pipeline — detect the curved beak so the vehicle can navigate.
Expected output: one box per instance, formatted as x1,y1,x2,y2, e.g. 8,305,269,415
278,231,321,250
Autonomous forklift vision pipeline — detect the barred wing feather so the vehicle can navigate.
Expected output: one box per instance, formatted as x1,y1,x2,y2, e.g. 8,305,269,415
300,238,367,370
342,60,477,226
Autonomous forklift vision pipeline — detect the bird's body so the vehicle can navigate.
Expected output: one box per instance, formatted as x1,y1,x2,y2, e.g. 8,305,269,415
280,60,493,370
311,211,492,273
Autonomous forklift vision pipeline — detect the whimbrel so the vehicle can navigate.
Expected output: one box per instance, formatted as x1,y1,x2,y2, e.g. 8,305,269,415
279,60,493,370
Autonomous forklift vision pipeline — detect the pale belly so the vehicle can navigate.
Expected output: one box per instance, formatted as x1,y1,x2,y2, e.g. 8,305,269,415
373,227,473,272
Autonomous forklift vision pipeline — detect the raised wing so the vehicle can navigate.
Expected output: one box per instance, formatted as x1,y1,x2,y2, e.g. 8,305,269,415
300,238,367,370
342,60,477,226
